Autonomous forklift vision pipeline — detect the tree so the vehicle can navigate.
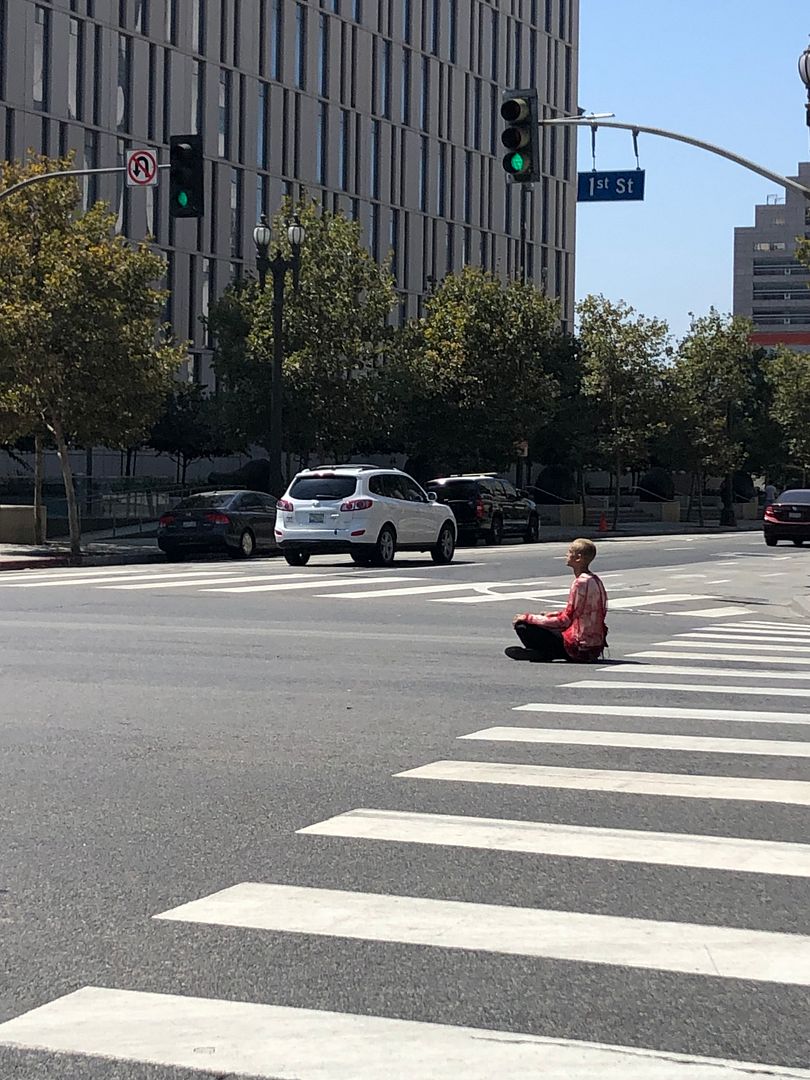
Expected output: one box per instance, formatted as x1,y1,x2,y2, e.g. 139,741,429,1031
673,310,762,526
765,345,810,482
0,155,186,556
147,384,246,484
208,199,397,475
379,267,565,475
577,295,670,528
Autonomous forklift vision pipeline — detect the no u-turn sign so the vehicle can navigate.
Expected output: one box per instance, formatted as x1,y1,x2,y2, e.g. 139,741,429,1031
126,148,158,187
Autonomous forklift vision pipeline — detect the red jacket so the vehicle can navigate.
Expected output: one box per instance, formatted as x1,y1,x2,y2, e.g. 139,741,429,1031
521,573,608,661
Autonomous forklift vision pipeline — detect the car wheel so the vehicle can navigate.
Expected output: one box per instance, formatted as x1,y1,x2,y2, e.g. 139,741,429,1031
284,550,311,566
372,524,397,566
486,516,503,546
229,529,255,559
523,514,540,543
431,522,455,564
350,550,374,566
764,535,777,547
793,539,805,547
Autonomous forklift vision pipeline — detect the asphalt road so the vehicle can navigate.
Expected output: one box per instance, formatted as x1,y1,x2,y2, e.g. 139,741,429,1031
2,532,810,1078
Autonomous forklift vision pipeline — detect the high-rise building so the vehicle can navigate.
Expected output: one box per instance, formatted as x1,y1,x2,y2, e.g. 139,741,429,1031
733,162,810,354
2,0,579,384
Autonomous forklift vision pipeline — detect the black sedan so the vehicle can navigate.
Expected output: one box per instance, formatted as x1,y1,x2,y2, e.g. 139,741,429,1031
157,490,278,559
763,489,810,546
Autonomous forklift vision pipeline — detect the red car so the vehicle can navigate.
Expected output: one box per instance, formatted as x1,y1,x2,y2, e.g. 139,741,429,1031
763,489,810,546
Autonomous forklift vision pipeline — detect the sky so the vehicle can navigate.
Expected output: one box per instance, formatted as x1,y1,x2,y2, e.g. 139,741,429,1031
575,1,810,339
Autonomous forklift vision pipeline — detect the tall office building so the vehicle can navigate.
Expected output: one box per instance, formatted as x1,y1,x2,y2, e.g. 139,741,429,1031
2,0,579,384
733,162,810,354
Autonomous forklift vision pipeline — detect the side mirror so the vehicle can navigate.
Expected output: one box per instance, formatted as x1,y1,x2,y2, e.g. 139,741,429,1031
427,491,437,502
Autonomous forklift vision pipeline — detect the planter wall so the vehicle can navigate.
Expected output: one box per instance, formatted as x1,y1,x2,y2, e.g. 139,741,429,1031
0,505,47,544
536,503,584,527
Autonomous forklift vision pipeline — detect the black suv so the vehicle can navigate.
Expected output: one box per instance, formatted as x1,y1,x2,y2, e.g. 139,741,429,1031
425,475,539,545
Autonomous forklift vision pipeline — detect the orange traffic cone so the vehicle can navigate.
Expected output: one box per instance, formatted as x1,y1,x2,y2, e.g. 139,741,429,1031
598,512,609,532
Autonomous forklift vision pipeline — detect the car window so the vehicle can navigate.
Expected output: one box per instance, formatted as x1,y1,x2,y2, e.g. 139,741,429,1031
426,480,477,498
778,490,810,504
238,494,263,511
368,475,385,496
501,481,518,498
487,480,505,497
402,477,427,503
289,476,357,500
175,493,233,509
382,474,408,500
260,495,277,512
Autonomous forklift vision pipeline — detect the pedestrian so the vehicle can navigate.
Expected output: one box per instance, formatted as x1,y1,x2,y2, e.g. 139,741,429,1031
764,481,777,505
507,538,608,662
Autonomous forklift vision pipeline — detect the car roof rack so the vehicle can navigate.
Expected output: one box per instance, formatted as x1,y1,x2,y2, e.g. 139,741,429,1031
306,463,383,472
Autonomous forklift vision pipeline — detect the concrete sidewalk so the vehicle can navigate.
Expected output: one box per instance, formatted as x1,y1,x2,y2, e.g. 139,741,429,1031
0,519,764,571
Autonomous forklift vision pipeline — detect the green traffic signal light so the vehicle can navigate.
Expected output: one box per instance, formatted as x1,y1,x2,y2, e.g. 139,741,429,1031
177,191,189,208
509,152,527,174
500,89,540,184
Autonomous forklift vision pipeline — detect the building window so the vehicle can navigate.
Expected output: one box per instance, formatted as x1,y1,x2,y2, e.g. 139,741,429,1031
270,0,282,80
317,101,328,185
370,118,379,198
33,6,49,113
165,0,175,42
190,59,203,134
319,13,329,97
419,136,428,212
192,0,205,54
402,0,410,42
257,82,267,168
381,38,390,118
230,168,242,256
353,0,362,21
420,56,429,131
295,4,307,89
117,35,131,132
436,142,446,217
448,0,457,62
134,0,148,33
68,18,83,120
218,69,230,157
339,108,350,190
83,129,98,210
401,48,411,126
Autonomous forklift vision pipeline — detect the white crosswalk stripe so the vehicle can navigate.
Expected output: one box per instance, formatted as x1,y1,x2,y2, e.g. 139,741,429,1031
566,679,810,698
514,701,810,726
633,650,810,664
1,988,805,1079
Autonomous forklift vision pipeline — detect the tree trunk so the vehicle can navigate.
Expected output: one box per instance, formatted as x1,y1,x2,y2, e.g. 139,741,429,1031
697,470,705,527
51,417,82,560
181,455,188,485
685,471,695,526
719,470,737,527
33,435,45,545
612,450,622,531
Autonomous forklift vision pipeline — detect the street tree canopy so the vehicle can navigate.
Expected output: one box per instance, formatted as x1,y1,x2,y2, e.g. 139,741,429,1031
765,345,810,473
0,154,186,554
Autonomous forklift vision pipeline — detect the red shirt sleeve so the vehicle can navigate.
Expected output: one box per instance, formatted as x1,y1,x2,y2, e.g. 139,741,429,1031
522,578,580,629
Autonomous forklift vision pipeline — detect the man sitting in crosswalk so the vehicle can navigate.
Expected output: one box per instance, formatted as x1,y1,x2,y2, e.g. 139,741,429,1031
509,538,608,662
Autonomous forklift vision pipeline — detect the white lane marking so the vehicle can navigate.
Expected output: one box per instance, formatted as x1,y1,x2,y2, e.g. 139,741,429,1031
435,590,715,608
653,640,810,654
633,651,810,666
669,574,708,580
705,579,731,585
317,579,551,600
607,593,714,610
515,702,810,726
598,663,810,682
435,588,572,604
720,622,810,631
2,989,805,1080
564,680,810,699
681,632,810,645
155,881,810,986
674,607,751,619
0,567,258,588
462,726,810,758
397,758,810,806
299,807,810,878
203,575,421,594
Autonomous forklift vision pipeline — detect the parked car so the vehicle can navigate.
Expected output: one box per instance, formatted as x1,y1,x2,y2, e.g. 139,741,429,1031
157,490,278,559
424,474,539,545
274,465,457,567
763,489,810,546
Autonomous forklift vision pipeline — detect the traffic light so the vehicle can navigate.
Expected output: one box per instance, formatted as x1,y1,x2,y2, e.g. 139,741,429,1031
500,89,540,183
169,134,204,218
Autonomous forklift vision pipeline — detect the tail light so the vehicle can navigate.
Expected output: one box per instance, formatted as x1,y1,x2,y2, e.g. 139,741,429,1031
474,498,485,520
764,504,774,515
159,514,175,527
204,512,231,525
277,498,294,512
340,498,373,511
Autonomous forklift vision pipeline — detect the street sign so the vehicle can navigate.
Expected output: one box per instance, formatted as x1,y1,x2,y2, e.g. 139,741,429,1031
126,148,158,187
577,169,645,202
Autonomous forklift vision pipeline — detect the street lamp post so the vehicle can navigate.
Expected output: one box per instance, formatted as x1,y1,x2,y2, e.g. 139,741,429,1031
800,41,810,130
252,213,305,496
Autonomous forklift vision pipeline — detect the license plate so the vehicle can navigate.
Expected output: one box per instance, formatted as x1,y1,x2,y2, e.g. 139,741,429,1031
789,512,802,519
183,520,196,528
309,512,324,523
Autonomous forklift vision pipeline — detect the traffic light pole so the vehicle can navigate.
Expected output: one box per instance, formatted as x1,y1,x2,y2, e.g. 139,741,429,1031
0,164,170,203
540,116,810,200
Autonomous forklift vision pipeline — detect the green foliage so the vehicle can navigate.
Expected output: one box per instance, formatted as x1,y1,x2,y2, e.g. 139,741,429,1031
379,267,566,473
147,384,246,483
765,345,810,469
0,153,187,553
208,198,397,464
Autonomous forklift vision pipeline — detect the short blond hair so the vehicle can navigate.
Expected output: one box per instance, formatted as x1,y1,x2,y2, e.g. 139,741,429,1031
570,538,597,566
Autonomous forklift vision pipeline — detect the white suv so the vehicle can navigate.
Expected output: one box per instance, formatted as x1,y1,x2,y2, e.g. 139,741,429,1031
275,465,457,567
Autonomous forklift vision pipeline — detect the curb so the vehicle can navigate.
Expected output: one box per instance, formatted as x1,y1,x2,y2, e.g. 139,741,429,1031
0,551,167,572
